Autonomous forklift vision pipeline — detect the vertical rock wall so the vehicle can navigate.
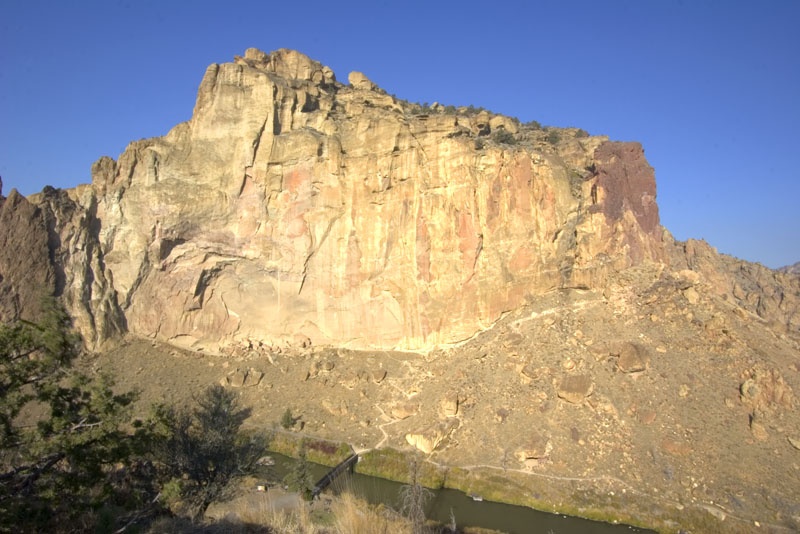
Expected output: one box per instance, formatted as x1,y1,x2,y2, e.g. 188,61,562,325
82,49,667,351
4,49,796,350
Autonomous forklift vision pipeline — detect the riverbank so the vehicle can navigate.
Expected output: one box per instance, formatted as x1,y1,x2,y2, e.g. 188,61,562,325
266,433,658,533
200,450,649,534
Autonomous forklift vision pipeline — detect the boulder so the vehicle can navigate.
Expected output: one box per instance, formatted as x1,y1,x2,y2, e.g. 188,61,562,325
224,367,263,387
348,71,376,91
617,342,650,373
557,375,594,404
740,367,795,411
391,402,419,420
406,427,444,454
440,392,459,417
371,369,387,384
516,432,551,460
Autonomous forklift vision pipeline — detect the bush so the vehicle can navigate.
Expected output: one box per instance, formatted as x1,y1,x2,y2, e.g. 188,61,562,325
492,129,517,145
148,385,266,520
281,408,295,430
546,130,561,145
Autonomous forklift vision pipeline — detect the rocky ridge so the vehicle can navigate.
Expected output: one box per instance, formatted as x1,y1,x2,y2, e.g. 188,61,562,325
780,261,800,275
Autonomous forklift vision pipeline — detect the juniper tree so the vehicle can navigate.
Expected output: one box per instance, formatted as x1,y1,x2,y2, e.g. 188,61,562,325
148,385,265,521
0,301,140,531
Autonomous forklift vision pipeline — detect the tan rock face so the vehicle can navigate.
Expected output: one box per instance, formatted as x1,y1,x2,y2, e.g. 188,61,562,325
6,49,796,352
671,238,800,333
71,48,668,351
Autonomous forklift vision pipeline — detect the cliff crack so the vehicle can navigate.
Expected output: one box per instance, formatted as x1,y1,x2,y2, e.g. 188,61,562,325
297,213,342,295
251,117,269,167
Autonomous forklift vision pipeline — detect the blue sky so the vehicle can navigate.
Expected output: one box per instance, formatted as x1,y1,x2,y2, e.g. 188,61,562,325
1,0,798,268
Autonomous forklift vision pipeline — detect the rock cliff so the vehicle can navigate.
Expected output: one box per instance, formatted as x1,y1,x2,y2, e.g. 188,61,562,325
0,182,54,322
1,48,797,350
0,179,125,345
70,48,669,350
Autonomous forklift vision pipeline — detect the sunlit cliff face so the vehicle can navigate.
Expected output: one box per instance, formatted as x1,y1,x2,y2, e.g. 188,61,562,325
81,48,666,352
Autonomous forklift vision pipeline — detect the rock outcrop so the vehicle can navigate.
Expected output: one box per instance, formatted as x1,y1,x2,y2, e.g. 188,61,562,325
0,182,125,346
0,185,55,322
671,238,800,334
65,48,667,351
1,48,797,350
779,261,800,275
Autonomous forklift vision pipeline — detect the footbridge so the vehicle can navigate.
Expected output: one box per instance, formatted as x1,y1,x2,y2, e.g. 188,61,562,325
311,453,359,499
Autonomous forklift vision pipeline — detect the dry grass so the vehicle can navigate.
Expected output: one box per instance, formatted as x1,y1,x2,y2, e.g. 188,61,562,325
225,491,319,533
331,492,412,534
216,490,413,534
261,505,318,534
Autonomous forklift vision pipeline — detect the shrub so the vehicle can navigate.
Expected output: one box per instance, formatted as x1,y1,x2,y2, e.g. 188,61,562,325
148,385,266,520
281,407,295,430
546,130,561,145
492,129,517,145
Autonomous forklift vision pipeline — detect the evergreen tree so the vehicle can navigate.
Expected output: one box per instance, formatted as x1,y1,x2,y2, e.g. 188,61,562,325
0,301,140,532
148,385,266,520
283,442,315,500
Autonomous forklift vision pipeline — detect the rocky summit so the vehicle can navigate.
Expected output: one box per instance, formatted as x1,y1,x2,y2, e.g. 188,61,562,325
2,49,800,532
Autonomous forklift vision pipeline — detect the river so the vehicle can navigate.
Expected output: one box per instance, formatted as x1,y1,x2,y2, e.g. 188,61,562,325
264,453,653,534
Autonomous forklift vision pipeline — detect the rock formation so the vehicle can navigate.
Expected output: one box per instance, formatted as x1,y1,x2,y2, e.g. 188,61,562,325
0,184,54,322
7,49,670,350
0,48,797,351
0,180,125,345
780,261,800,275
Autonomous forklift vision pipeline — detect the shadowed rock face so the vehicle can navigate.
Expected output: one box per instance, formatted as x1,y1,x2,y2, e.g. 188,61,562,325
1,48,796,350
0,184,126,345
592,142,659,235
0,188,54,322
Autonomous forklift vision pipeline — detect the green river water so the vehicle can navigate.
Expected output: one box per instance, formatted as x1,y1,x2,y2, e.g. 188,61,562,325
265,454,653,534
